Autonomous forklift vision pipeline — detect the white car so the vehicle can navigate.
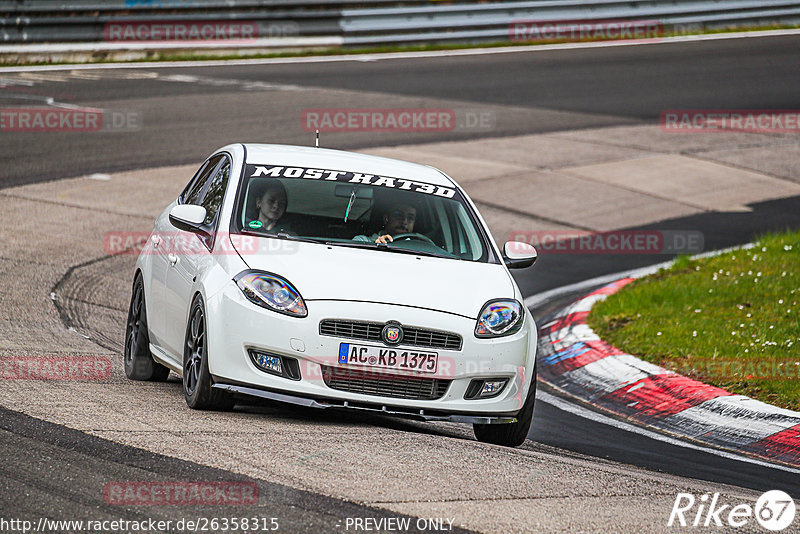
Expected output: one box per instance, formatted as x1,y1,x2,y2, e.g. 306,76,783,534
125,143,539,446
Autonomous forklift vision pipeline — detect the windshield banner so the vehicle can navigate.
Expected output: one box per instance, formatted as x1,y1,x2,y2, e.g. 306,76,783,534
245,164,456,199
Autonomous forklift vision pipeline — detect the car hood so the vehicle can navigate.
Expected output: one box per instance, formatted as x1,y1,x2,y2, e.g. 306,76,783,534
232,238,514,319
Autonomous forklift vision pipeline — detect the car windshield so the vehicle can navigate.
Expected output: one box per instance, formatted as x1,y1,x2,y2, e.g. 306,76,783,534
234,164,493,262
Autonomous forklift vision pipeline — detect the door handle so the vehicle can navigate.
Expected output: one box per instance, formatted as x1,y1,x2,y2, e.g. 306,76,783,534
167,254,179,266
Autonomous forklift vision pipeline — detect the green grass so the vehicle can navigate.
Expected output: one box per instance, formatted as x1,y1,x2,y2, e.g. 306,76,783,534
588,230,800,411
3,23,799,67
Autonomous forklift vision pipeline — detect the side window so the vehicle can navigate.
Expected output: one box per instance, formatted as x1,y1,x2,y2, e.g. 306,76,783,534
181,155,224,205
199,156,232,226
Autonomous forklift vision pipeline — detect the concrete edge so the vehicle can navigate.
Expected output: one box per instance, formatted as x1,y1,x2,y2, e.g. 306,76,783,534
0,37,343,65
532,261,800,468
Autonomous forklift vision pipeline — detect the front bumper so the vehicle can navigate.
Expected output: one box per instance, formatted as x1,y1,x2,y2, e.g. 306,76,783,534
205,281,537,418
211,382,518,424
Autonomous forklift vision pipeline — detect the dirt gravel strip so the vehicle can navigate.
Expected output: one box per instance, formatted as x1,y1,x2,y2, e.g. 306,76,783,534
537,279,800,468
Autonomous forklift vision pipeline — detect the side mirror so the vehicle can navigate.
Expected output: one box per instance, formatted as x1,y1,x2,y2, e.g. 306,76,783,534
169,204,207,234
503,241,537,269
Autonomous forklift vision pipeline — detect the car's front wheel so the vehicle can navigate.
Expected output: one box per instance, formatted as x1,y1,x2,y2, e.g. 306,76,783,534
473,376,536,447
124,273,170,382
183,295,235,411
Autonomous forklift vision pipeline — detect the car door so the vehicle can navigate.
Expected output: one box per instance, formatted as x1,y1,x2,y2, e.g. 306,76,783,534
162,154,232,359
147,156,221,350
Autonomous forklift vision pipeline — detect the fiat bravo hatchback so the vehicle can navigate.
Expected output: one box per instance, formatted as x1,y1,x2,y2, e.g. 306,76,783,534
125,143,539,446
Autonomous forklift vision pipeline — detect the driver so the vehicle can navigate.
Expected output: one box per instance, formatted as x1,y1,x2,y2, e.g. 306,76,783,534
353,204,416,244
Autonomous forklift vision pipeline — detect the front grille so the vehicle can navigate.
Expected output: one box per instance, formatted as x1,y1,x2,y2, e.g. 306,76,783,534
319,319,462,351
320,319,383,342
321,365,451,400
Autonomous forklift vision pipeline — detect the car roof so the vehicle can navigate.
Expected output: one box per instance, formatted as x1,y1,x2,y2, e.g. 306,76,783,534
242,143,456,187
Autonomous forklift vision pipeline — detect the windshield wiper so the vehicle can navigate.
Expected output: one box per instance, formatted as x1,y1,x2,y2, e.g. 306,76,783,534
243,231,322,244
326,240,453,259
274,232,325,244
325,240,377,249
383,245,453,259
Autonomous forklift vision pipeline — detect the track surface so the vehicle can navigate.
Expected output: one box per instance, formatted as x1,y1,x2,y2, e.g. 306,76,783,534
3,34,800,187
2,34,800,531
0,406,447,534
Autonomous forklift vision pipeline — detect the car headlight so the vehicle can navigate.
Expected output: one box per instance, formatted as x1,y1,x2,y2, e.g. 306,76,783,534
234,270,307,317
475,299,524,338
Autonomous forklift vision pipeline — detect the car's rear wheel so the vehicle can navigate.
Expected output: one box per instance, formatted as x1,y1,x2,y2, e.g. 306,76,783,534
473,376,536,447
183,295,235,411
124,273,170,382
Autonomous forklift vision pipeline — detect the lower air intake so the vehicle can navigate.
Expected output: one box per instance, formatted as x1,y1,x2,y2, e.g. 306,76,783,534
321,365,450,401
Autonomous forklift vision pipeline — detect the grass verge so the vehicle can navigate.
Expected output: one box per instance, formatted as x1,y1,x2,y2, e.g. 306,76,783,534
588,230,800,411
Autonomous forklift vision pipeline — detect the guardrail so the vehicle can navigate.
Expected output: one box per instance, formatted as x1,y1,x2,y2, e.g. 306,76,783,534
1,0,800,47
0,0,417,10
342,0,800,45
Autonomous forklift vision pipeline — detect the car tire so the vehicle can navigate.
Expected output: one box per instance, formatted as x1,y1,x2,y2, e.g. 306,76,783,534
183,295,235,411
473,375,536,447
124,273,171,382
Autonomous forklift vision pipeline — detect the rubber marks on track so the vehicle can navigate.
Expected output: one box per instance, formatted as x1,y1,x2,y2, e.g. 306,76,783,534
536,278,800,467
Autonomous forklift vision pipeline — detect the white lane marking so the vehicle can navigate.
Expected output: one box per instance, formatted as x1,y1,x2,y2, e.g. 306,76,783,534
0,91,98,112
112,71,159,80
537,390,800,474
0,77,34,87
89,173,111,181
160,74,199,83
66,70,106,80
1,29,800,73
157,73,302,91
1,69,302,93
16,71,73,82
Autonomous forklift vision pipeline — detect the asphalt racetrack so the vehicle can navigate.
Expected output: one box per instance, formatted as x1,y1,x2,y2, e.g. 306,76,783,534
2,33,800,532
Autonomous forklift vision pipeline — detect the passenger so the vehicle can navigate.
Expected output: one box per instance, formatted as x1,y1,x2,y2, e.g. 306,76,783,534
248,180,292,234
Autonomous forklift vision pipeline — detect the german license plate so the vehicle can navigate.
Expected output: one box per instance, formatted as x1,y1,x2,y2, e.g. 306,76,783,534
338,343,438,374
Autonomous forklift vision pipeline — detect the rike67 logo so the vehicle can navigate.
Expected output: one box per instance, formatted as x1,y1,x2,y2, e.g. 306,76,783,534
669,490,796,531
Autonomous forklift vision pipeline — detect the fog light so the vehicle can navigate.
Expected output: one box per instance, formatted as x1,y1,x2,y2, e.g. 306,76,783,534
464,378,508,399
255,352,282,375
248,349,301,380
480,380,506,397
